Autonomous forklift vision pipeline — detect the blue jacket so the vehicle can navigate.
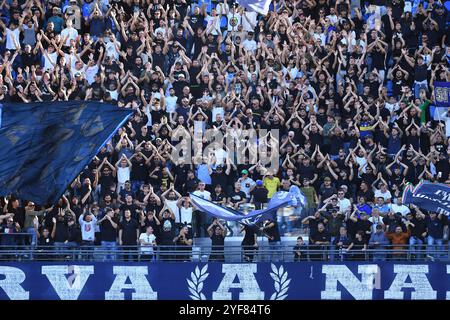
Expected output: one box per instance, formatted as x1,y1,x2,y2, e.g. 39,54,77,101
369,231,389,247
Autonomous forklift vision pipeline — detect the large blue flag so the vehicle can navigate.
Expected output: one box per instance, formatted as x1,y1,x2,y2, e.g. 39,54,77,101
0,101,132,205
403,180,450,215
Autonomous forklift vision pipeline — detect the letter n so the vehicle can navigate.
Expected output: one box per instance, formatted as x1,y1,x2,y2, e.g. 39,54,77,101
321,265,379,300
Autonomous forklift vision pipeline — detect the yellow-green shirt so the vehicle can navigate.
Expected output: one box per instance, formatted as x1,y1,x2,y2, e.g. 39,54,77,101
263,177,281,198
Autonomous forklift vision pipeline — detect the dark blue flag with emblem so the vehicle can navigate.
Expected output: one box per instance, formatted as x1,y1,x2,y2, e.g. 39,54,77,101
0,101,132,205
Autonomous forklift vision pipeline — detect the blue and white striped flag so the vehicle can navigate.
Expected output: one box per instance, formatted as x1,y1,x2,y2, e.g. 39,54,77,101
237,0,272,15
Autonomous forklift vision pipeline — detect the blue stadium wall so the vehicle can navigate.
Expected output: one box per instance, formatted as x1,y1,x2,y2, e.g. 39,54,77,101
0,262,449,300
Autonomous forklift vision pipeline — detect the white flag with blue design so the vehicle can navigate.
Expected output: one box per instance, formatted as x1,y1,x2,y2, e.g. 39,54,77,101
237,0,272,15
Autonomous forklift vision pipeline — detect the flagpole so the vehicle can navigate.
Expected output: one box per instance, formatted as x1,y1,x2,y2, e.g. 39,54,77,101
232,2,236,44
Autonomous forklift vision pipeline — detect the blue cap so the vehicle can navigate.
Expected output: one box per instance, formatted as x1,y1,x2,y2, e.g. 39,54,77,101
256,180,263,186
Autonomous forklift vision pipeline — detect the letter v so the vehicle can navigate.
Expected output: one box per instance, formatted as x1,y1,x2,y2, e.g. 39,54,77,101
42,265,94,300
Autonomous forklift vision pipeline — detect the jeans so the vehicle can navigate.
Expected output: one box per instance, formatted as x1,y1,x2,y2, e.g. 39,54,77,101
329,238,337,261
269,241,281,262
121,245,136,262
277,216,293,235
409,237,424,260
66,241,79,260
101,241,117,261
26,227,37,246
371,247,387,261
192,211,208,238
54,242,67,259
81,240,94,261
140,252,155,262
427,236,443,260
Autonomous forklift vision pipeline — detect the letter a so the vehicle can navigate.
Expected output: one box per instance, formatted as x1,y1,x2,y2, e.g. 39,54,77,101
384,265,436,300
212,264,264,300
105,266,157,300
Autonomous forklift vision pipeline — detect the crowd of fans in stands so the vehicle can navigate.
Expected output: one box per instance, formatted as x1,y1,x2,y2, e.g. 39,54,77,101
0,0,449,262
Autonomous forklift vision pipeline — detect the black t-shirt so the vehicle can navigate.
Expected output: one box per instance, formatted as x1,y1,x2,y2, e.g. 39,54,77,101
211,171,228,190
298,164,316,180
293,244,307,261
242,224,258,245
119,218,139,245
409,217,427,240
351,237,366,251
311,230,331,244
99,174,115,193
131,159,148,182
211,192,226,203
100,219,118,242
120,204,140,220
142,217,160,235
184,177,199,195
251,187,268,203
54,220,69,242
210,228,225,248
264,220,281,242
146,202,162,216
355,219,373,243
10,207,25,228
160,217,176,245
228,190,247,204
37,236,54,247
308,217,326,237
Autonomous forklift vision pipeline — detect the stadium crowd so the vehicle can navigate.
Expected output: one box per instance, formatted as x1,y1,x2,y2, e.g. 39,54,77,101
0,0,450,262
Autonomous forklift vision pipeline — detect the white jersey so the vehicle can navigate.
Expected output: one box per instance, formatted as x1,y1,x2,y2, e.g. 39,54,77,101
139,233,156,253
192,190,211,201
390,203,410,217
165,95,178,113
239,177,256,198
43,51,58,71
5,28,20,50
61,27,78,46
180,206,193,224
205,15,221,35
338,198,352,213
105,40,120,60
78,214,97,241
85,65,99,85
227,12,242,31
117,166,130,184
374,189,392,202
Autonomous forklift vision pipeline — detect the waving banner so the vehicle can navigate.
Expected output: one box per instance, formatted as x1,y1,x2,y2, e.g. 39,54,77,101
237,0,272,15
402,180,450,215
190,186,307,225
0,101,132,205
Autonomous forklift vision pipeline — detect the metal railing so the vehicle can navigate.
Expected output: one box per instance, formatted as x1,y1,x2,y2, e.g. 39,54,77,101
0,244,448,262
